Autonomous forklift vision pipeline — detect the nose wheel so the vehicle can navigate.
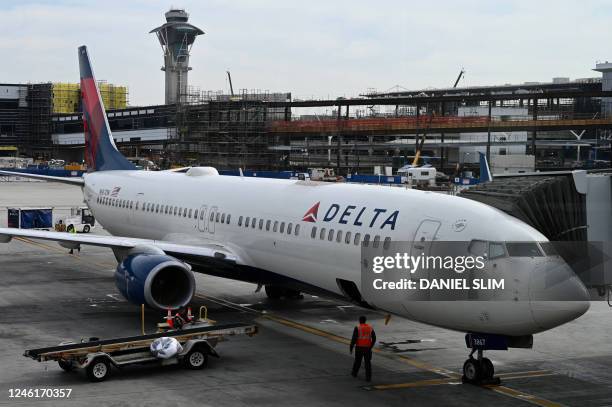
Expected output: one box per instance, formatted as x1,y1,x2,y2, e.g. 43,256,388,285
462,348,500,385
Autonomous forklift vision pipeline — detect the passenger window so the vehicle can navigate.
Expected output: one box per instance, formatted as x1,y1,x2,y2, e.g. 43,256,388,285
266,220,271,231
200,211,204,220
135,201,139,210
194,209,198,219
320,227,326,240
156,204,160,213
506,242,543,257
489,242,506,259
287,223,293,235
173,207,177,216
221,213,226,223
383,237,391,250
238,216,243,226
363,234,370,247
280,222,285,233
210,212,214,222
311,226,317,239
188,208,192,218
345,231,352,244
258,219,263,229
273,221,279,232
226,214,231,224
373,235,380,248
328,229,334,241
179,207,183,217
336,230,343,243
295,224,300,236
216,212,220,222
251,218,256,228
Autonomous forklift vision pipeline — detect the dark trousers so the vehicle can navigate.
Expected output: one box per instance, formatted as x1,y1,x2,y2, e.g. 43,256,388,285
352,346,372,380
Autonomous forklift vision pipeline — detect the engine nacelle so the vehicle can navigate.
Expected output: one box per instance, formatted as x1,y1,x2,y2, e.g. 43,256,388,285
115,253,195,310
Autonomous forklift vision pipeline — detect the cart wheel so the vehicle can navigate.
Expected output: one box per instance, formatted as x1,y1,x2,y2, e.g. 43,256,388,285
83,225,90,233
86,358,110,382
67,225,75,233
58,359,74,372
184,349,208,370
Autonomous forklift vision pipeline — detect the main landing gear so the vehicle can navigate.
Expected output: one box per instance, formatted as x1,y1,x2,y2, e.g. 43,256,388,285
461,333,503,385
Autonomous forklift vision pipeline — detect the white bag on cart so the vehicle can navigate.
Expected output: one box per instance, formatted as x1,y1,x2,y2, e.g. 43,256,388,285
150,337,183,359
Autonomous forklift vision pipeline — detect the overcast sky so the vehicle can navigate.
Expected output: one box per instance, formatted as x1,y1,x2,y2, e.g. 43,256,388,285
2,0,612,106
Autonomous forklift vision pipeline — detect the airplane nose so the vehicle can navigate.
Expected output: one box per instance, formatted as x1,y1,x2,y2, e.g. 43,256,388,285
529,260,590,331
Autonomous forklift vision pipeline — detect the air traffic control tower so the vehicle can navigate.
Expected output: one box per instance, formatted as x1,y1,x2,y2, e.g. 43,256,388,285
150,9,204,104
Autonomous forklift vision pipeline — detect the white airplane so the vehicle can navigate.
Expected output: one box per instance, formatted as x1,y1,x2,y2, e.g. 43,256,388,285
0,46,590,383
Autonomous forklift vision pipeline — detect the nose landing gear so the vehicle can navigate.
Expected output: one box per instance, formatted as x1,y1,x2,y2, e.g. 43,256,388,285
462,348,499,385
462,333,505,385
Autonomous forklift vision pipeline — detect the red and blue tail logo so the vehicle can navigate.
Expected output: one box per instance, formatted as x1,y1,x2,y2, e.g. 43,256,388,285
302,202,320,222
78,46,135,172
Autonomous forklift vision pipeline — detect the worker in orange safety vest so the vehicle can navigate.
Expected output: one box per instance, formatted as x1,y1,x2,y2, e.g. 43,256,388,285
350,315,376,381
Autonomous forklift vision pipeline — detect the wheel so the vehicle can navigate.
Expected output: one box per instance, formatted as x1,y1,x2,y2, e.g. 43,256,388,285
184,349,208,370
86,358,110,382
265,285,282,299
462,358,481,383
83,225,90,233
58,359,74,372
67,225,75,233
481,357,494,379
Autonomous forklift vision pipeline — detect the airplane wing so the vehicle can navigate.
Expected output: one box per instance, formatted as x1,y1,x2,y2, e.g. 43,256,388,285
0,228,241,264
0,170,84,186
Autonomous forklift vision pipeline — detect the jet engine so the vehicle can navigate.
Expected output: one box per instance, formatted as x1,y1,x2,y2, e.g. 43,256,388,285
114,253,195,310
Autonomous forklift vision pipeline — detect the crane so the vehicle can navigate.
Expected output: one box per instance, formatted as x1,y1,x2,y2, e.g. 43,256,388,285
453,68,465,88
226,70,235,97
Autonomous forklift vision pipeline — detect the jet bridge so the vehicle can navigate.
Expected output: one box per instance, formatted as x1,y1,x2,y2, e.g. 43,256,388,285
460,170,612,296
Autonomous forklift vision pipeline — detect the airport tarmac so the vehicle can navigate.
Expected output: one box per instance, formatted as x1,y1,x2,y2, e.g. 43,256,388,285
1,182,612,406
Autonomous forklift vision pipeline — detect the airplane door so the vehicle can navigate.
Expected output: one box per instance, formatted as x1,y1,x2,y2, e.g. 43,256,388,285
411,219,441,256
197,205,207,232
208,206,217,234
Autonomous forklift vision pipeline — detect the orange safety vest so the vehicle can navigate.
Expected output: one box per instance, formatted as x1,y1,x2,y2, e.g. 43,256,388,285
356,323,373,347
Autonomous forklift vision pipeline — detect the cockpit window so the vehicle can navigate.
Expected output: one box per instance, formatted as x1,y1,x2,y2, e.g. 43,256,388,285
467,240,487,256
506,242,544,257
540,242,559,256
488,242,506,259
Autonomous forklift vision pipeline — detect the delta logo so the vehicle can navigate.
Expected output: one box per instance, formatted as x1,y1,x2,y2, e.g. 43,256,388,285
301,202,399,230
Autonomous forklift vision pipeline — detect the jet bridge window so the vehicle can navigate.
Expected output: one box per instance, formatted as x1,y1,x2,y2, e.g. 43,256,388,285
506,242,544,257
311,226,317,239
266,220,271,231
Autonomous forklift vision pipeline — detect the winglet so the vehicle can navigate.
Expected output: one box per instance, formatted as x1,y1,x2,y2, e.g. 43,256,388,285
78,46,135,172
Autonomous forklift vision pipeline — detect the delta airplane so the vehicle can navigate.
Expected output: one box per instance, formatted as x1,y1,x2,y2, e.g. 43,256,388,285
0,46,590,382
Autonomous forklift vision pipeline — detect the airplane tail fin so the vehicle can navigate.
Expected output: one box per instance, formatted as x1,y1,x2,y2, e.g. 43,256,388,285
479,152,493,183
78,46,135,172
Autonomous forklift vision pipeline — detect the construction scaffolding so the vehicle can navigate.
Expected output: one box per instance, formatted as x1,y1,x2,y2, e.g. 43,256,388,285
165,87,290,169
51,82,128,114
